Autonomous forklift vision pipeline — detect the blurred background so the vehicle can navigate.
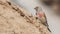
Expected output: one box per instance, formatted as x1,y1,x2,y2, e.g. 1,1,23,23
11,0,60,34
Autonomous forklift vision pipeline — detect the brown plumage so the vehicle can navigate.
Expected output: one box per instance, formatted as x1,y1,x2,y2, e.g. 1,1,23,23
34,7,51,32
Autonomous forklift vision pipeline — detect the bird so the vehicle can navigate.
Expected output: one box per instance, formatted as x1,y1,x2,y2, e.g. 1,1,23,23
34,6,51,32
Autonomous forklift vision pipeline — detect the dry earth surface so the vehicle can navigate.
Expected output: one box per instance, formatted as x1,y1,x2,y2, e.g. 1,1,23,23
0,0,51,34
